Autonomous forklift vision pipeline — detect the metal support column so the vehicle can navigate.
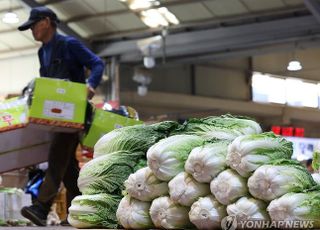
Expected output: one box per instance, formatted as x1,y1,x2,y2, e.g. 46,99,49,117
109,56,120,108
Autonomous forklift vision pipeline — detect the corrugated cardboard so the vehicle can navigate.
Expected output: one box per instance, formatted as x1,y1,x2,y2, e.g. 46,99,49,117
81,109,143,150
29,78,87,132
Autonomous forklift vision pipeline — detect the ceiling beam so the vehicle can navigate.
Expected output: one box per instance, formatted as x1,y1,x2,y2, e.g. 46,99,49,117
304,0,320,23
65,0,209,23
90,5,308,42
39,0,70,5
0,6,23,13
95,15,320,63
0,28,20,34
19,0,90,47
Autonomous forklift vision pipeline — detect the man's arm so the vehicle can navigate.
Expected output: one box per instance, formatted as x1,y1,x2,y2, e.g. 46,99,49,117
67,37,104,89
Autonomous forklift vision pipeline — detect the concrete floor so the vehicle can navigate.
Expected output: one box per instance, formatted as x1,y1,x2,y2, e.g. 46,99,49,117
0,227,75,229
0,227,112,230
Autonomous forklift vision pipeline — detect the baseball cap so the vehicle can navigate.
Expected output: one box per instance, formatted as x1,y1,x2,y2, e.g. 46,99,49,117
18,6,60,31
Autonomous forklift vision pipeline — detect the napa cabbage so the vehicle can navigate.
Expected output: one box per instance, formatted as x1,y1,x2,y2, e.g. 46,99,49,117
248,159,317,201
147,134,204,181
116,195,154,229
210,169,248,205
78,151,146,195
168,172,210,206
149,196,193,229
267,191,320,226
68,194,121,229
94,121,179,158
124,167,168,201
174,114,262,141
185,141,229,183
189,195,227,229
227,196,269,221
226,132,293,177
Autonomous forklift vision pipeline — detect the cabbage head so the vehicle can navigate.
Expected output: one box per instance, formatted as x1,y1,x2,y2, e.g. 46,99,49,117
248,159,317,201
227,196,269,221
78,151,146,195
116,195,154,229
189,195,227,230
185,141,229,183
124,167,168,201
174,114,262,141
68,194,121,229
147,134,204,181
226,132,293,177
94,121,179,158
150,196,193,229
268,191,320,227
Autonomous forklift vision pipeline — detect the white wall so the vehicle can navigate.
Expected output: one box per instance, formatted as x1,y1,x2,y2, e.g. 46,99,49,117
0,53,39,97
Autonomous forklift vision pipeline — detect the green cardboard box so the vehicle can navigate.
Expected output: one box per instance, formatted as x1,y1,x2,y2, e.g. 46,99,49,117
29,78,87,132
0,98,53,173
81,109,143,150
0,97,28,132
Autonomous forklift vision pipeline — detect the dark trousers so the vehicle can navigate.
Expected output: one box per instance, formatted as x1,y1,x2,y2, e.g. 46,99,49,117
35,132,81,212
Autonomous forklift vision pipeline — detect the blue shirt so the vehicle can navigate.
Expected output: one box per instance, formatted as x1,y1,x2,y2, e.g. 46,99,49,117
39,33,104,88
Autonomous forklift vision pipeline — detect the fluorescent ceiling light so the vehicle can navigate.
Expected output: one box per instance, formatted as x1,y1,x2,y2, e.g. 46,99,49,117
119,0,179,28
141,7,179,28
126,0,160,10
158,7,179,25
2,11,19,24
141,9,168,27
287,60,302,71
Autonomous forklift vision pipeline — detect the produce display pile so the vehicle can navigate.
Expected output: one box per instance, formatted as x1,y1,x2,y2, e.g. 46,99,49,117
67,114,320,229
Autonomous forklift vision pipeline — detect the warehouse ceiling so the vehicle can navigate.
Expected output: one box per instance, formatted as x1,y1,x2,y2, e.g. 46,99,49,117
1,0,320,63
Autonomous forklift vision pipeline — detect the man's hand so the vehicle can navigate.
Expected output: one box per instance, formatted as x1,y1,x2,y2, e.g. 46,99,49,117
87,85,95,100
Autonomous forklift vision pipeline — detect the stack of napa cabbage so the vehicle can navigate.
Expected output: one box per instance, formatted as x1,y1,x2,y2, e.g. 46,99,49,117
118,115,268,229
68,121,179,228
118,116,320,229
68,113,320,229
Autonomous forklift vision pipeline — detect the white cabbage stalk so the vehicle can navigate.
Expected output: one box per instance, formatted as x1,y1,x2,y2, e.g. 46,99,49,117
168,172,210,206
226,132,293,177
116,196,154,229
189,195,227,229
248,161,317,201
124,167,168,201
312,173,320,184
227,196,269,221
147,134,204,181
267,192,320,223
149,196,193,229
185,141,229,183
210,169,248,205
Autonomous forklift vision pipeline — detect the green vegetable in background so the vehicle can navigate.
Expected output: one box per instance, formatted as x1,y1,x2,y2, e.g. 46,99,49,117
312,151,320,172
